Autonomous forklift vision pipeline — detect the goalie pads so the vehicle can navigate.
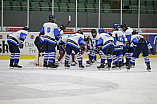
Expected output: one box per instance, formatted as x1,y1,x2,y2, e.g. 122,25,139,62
34,36,44,52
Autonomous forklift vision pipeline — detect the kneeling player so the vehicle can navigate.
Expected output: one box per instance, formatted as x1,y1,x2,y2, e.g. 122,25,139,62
86,29,97,64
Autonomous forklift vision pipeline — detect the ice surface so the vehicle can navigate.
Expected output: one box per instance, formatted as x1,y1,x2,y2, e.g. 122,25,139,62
0,58,157,104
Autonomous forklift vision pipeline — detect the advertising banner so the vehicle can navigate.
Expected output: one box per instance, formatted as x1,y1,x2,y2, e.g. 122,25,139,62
0,32,39,56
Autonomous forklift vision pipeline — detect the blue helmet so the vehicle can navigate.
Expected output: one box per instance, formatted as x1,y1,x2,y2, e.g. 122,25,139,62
49,15,55,21
113,24,119,30
98,28,104,33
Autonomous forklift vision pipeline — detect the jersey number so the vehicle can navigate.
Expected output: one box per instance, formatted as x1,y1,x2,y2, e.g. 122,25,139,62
47,27,51,33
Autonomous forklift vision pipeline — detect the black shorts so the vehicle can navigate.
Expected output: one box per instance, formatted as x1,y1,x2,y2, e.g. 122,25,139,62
65,44,80,55
7,41,20,53
43,41,55,51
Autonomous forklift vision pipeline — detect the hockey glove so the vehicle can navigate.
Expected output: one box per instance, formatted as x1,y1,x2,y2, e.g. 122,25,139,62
95,46,102,54
80,44,85,51
126,41,131,47
150,48,155,55
19,43,23,49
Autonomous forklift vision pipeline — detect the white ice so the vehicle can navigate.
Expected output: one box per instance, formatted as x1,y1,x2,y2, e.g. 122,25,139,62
0,58,157,104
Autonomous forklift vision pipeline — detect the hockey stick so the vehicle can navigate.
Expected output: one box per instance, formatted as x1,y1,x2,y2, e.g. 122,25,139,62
65,15,71,27
57,15,71,36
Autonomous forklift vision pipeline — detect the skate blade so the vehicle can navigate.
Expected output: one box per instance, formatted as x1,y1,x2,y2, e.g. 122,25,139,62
147,69,151,72
14,67,22,70
79,68,84,70
65,67,70,69
108,68,111,70
112,67,121,70
9,67,14,69
48,67,57,70
43,67,48,70
71,64,76,66
97,68,105,70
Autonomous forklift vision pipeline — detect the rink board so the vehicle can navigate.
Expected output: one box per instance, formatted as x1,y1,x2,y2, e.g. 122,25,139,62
0,32,157,60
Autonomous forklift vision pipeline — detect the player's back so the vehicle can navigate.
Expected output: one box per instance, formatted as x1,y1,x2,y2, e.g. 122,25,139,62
9,30,28,42
68,33,84,44
98,33,114,43
43,22,58,38
125,27,133,36
131,34,144,43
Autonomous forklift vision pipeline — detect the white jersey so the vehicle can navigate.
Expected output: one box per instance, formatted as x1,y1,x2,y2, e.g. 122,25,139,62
8,30,28,45
96,33,114,44
43,22,58,38
112,31,125,47
87,33,97,49
60,33,70,44
66,33,84,49
125,27,133,41
96,33,114,49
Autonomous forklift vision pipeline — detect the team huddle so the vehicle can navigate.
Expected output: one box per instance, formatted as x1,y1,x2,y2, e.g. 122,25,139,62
7,15,155,71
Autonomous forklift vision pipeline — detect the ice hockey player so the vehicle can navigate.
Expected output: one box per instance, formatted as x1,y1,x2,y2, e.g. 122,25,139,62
96,28,114,69
57,25,77,66
112,24,126,69
7,26,29,68
120,23,134,67
86,29,97,64
40,15,60,68
65,30,85,68
126,30,155,71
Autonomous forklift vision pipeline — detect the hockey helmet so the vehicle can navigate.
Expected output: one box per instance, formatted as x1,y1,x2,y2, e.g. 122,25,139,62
60,24,66,31
113,24,119,30
132,30,138,35
23,26,29,31
49,15,55,21
84,36,89,42
91,29,97,34
77,30,83,35
98,28,104,33
120,23,127,31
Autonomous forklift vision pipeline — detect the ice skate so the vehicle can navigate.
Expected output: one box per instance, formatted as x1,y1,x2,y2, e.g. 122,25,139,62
43,61,48,68
86,59,92,64
65,61,70,69
118,62,122,70
71,61,76,66
48,63,58,70
106,62,111,70
112,64,117,69
126,64,131,72
79,62,84,69
9,61,14,69
97,63,105,70
147,64,151,72
14,63,22,69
